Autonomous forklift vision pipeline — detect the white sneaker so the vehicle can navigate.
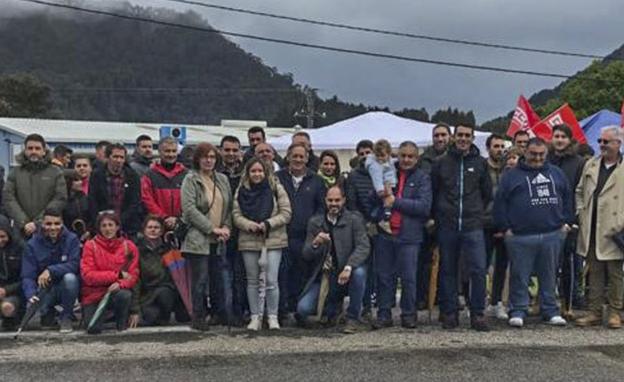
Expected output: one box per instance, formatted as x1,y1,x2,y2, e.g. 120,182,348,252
268,315,280,330
485,304,497,317
508,317,524,328
547,315,567,326
247,315,261,331
495,302,509,320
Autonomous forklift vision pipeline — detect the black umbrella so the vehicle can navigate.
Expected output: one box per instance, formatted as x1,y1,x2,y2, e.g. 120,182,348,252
14,288,49,339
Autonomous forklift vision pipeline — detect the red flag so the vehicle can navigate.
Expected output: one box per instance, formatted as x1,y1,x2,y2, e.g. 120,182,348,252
531,103,587,144
506,95,541,138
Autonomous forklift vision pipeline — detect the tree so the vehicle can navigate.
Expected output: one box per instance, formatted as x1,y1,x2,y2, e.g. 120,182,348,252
0,74,52,117
536,61,624,119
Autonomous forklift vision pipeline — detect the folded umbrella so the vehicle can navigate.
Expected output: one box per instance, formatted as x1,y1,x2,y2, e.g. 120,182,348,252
14,288,49,339
87,291,112,332
87,247,134,332
161,249,193,316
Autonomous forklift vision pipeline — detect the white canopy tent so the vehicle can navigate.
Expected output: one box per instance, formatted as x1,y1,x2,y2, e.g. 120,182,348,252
269,111,490,154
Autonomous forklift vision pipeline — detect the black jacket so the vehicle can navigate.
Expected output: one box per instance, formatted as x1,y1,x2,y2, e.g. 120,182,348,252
432,144,492,231
63,190,91,236
0,215,24,297
419,145,447,175
345,160,375,222
547,145,585,216
131,238,176,314
275,168,326,241
88,164,143,236
370,164,432,244
547,145,585,191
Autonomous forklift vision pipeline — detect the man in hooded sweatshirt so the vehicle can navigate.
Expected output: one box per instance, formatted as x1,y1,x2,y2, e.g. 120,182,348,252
21,209,81,333
0,214,24,330
3,134,67,239
494,137,573,328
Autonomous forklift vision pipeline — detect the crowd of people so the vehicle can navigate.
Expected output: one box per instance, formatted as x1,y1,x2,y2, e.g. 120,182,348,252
0,120,622,335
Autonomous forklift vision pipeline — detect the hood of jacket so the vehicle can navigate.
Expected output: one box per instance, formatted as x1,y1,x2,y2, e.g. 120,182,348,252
517,158,553,173
151,161,187,179
448,143,481,159
93,234,128,254
0,215,17,251
15,150,53,171
131,151,153,166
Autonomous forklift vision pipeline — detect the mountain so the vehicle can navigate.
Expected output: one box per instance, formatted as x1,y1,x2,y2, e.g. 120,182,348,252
0,3,482,128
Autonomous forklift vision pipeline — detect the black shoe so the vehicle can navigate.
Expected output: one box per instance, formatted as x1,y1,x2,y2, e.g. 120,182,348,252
401,316,417,329
191,318,210,331
320,316,338,328
470,315,490,332
442,313,459,329
371,318,393,330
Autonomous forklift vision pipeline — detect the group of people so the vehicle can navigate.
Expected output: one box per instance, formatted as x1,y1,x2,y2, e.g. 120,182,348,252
0,120,622,335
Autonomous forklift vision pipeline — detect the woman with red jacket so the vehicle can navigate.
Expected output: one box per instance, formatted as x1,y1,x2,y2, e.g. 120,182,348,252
81,211,139,334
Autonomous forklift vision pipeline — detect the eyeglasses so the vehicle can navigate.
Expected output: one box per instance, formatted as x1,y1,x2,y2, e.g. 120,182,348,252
597,138,620,145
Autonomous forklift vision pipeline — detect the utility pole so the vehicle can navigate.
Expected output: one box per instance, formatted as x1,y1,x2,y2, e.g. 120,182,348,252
294,86,325,128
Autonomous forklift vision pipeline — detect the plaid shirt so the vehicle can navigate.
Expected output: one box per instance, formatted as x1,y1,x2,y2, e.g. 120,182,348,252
108,172,125,218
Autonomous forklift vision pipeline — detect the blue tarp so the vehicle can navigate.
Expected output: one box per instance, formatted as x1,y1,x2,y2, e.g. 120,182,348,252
580,109,621,155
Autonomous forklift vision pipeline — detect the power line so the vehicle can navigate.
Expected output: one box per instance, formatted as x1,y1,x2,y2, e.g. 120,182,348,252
16,0,618,84
164,0,608,60
50,87,302,94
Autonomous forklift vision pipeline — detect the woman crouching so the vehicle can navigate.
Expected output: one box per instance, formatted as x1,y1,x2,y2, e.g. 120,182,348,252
81,211,139,334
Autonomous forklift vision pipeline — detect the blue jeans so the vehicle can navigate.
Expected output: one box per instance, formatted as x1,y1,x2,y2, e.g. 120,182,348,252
363,235,377,313
375,234,419,320
438,228,487,316
279,237,306,315
38,273,80,320
227,239,248,320
506,230,563,319
297,265,367,321
185,252,211,320
208,252,233,322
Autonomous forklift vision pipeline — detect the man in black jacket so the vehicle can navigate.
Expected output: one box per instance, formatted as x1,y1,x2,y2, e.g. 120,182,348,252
276,143,326,320
432,124,492,331
548,124,586,313
345,139,376,319
88,143,143,237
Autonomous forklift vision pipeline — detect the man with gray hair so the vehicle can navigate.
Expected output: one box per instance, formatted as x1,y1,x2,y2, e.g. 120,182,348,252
371,141,431,330
575,126,624,329
141,136,188,230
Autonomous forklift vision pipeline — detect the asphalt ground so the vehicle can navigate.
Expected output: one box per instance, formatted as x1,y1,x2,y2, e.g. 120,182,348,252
3,314,624,381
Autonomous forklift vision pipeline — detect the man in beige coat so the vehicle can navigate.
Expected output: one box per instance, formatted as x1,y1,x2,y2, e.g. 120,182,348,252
575,126,624,329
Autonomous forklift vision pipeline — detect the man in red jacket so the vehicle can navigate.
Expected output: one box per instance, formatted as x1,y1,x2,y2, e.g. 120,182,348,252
141,137,188,231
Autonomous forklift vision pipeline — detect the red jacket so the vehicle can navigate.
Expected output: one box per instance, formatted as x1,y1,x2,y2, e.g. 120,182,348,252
80,235,140,306
141,162,188,218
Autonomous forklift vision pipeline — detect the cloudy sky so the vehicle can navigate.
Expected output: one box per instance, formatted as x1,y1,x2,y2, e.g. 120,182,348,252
8,0,624,122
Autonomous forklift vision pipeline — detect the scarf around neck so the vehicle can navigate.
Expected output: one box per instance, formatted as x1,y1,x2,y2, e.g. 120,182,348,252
238,178,274,223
